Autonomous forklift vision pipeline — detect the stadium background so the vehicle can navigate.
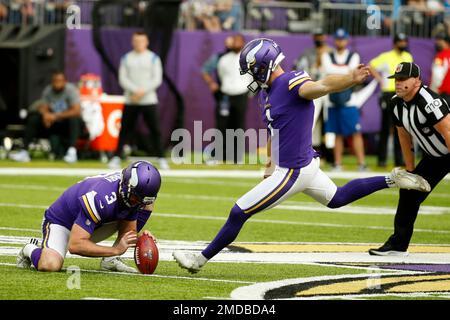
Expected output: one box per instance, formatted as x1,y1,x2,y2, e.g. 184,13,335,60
0,0,449,302
0,0,446,153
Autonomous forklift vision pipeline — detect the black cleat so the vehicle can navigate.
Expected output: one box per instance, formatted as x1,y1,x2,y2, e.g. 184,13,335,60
369,243,408,256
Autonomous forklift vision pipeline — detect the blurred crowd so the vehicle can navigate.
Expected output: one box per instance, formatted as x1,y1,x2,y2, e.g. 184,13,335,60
0,0,450,40
2,0,450,169
200,27,450,170
1,1,450,36
0,0,74,25
180,0,244,32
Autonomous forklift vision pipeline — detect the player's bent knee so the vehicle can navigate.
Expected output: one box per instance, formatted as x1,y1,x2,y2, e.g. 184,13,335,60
38,259,63,272
326,188,344,209
230,204,244,215
38,249,63,272
228,204,250,223
326,200,341,209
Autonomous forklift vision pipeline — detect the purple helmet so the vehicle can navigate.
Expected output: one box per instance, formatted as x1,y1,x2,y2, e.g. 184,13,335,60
239,38,285,92
119,161,161,208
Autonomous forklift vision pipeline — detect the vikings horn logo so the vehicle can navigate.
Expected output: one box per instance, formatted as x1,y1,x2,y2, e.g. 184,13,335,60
246,40,264,69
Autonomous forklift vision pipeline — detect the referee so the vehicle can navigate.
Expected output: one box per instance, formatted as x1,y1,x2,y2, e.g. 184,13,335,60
370,62,450,256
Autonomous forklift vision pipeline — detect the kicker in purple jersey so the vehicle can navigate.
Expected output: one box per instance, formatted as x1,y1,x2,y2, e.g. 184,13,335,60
260,70,319,168
45,172,149,234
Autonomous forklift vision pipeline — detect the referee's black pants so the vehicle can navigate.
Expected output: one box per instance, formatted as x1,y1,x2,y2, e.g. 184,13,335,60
378,92,404,166
115,104,164,158
386,153,450,250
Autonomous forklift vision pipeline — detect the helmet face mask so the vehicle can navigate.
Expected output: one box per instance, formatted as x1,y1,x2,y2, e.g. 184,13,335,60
247,80,263,93
127,194,155,209
119,161,161,208
239,38,285,93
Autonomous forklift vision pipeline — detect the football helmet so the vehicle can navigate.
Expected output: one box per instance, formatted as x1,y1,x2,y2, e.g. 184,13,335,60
239,38,285,92
119,161,161,208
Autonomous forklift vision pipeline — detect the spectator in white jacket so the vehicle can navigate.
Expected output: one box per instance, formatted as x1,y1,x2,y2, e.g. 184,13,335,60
109,31,169,170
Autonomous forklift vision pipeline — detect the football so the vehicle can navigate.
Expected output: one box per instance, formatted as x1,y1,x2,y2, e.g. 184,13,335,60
134,234,159,274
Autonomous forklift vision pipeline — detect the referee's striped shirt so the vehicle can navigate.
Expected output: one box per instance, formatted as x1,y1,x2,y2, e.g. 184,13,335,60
391,85,449,157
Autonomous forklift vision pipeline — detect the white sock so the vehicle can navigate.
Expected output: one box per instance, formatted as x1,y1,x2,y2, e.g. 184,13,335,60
197,253,208,267
23,243,38,258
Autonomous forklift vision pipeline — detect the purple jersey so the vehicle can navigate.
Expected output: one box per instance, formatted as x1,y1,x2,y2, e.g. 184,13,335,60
45,172,145,234
260,70,318,168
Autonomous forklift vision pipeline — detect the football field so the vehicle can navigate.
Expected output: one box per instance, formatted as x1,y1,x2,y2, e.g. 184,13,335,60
0,159,449,300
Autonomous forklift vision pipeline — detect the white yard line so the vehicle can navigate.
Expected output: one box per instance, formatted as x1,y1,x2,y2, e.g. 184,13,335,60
0,182,448,216
0,226,41,233
274,203,450,215
163,178,256,187
7,179,448,200
158,194,450,215
0,203,48,210
151,212,450,234
288,261,417,274
0,168,264,178
81,297,120,300
2,234,449,249
1,204,450,234
0,262,255,285
2,236,450,265
379,189,449,198
0,167,448,180
0,184,65,192
164,178,450,198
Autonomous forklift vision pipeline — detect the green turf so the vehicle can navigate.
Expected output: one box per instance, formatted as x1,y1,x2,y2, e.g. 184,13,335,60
0,158,449,300
0,154,405,171
0,255,363,300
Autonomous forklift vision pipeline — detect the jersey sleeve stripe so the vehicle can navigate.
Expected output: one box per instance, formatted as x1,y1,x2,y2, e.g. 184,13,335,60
393,105,399,120
420,87,446,120
82,194,100,223
288,77,311,91
419,87,435,104
430,134,449,154
288,72,305,84
86,191,101,222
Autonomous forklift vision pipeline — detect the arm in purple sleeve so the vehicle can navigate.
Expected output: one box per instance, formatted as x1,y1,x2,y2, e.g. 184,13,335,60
136,209,152,232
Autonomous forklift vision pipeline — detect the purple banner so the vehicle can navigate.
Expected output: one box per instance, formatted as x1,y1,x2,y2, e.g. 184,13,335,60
65,29,435,148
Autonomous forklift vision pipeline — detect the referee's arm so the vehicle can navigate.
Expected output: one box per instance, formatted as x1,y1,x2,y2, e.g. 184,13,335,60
434,114,450,152
397,126,415,171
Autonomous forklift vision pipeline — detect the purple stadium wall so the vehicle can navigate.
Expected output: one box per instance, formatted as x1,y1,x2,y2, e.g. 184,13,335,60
65,29,435,148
